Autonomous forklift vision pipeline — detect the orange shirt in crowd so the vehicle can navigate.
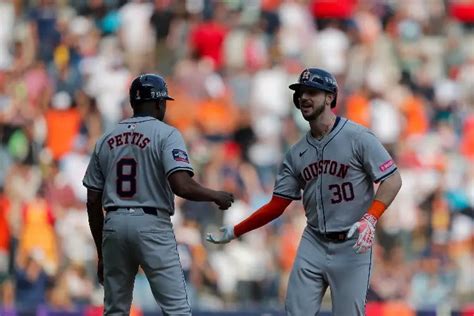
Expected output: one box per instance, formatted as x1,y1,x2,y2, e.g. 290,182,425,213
261,0,281,11
460,131,474,160
460,116,474,160
366,302,415,316
45,107,81,160
401,95,429,139
164,89,198,133
19,197,58,273
85,305,142,316
278,222,299,273
345,91,370,127
195,97,237,137
381,301,415,316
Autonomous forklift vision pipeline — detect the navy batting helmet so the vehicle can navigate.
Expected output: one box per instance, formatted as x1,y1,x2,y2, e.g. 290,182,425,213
129,74,174,106
289,68,338,108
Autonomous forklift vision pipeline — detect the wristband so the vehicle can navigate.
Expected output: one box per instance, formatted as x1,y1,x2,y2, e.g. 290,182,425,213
367,200,387,219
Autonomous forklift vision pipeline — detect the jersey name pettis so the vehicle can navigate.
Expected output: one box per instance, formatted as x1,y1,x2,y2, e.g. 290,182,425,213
299,160,349,182
107,132,151,150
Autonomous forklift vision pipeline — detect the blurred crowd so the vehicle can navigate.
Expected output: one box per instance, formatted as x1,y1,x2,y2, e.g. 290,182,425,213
0,0,473,313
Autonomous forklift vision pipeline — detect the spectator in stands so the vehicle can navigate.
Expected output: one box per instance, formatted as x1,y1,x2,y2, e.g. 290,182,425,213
14,249,51,310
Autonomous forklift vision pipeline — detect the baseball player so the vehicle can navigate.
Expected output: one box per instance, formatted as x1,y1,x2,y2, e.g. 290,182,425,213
83,74,234,315
207,68,402,315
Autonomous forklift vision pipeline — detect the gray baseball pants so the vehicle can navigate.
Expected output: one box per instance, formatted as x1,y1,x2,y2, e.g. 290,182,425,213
285,226,372,316
102,208,191,315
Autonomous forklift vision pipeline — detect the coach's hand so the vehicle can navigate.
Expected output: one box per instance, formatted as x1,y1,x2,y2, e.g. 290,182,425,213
347,213,377,254
97,257,104,286
206,225,235,244
213,191,235,210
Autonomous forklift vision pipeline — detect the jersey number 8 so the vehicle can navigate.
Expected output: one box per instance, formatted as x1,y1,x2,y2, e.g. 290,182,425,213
116,158,137,198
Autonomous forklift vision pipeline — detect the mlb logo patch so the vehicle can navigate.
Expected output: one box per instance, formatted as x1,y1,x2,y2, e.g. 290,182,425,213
379,159,394,172
172,149,189,163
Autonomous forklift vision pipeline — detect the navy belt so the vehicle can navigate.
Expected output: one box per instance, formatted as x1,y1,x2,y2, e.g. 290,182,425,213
105,207,158,216
315,230,349,242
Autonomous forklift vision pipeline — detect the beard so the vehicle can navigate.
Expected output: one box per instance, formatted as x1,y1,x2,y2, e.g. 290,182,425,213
300,100,325,121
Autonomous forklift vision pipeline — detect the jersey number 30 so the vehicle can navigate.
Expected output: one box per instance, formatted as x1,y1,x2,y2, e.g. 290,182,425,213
329,182,354,204
116,158,137,198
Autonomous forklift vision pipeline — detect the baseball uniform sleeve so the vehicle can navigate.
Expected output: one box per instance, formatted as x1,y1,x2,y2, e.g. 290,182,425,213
83,144,105,192
357,129,397,183
162,128,194,178
273,151,302,200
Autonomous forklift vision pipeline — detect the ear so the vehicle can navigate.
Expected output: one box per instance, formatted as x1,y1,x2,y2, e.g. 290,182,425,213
157,99,166,109
326,93,335,105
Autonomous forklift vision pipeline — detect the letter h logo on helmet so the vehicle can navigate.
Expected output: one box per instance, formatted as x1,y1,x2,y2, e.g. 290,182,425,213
301,70,311,81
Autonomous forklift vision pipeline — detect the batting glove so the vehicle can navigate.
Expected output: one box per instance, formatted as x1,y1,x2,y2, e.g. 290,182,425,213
347,213,377,254
206,225,235,244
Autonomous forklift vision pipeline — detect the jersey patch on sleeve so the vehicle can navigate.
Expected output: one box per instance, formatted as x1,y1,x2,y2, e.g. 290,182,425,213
379,159,394,172
172,149,189,163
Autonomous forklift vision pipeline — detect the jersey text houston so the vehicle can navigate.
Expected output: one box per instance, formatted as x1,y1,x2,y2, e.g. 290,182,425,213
299,160,349,182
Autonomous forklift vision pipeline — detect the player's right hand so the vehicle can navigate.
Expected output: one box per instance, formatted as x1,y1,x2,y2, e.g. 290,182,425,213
206,225,235,244
213,191,234,210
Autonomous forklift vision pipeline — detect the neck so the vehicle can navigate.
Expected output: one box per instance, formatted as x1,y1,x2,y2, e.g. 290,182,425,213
309,109,336,139
133,110,156,118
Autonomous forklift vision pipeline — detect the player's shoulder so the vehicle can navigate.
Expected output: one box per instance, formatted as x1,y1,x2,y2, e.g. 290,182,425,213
285,134,309,157
339,118,372,137
340,118,384,148
340,118,367,132
146,120,185,142
159,121,181,137
93,130,114,153
145,117,176,133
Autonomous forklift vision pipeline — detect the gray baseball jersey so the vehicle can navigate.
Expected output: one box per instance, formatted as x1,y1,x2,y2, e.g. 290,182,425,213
274,117,397,233
83,116,194,214
274,117,397,315
83,116,193,315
